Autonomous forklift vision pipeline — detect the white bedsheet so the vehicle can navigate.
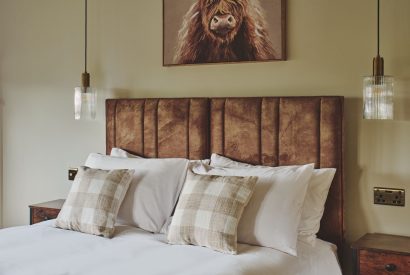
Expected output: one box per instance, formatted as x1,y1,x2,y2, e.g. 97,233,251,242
0,221,342,275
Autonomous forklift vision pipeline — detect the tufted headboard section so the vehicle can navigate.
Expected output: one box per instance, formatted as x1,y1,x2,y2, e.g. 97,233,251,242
106,97,344,261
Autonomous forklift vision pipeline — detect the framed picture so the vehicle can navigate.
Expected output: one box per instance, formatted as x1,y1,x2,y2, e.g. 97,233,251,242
163,0,286,66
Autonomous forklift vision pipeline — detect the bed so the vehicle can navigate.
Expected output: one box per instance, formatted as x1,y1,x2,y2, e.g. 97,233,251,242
1,220,341,275
0,97,344,275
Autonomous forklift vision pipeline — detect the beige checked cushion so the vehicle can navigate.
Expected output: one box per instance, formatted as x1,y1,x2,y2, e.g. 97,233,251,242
167,171,257,254
55,166,134,238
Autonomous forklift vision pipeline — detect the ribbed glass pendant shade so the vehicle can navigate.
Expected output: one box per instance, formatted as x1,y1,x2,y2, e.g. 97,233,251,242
363,75,394,119
362,0,394,120
75,0,96,120
74,86,97,120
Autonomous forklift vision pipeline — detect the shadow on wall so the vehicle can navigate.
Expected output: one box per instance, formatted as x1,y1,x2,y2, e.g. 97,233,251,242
106,89,183,100
0,42,3,227
0,95,3,228
110,89,134,99
342,97,366,274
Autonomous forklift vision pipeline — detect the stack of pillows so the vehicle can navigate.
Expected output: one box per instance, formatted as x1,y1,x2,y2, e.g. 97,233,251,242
55,148,336,256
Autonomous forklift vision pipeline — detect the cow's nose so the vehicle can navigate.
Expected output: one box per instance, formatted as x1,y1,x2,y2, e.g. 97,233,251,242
211,14,236,31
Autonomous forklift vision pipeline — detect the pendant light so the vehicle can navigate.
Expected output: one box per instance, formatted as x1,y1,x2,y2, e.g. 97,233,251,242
363,0,394,120
74,0,96,120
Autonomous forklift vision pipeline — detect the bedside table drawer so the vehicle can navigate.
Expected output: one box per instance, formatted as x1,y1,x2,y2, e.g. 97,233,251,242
359,250,410,274
29,199,65,225
31,208,60,224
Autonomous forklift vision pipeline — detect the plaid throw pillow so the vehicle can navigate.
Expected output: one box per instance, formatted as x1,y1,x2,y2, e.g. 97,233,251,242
55,166,134,238
167,171,257,254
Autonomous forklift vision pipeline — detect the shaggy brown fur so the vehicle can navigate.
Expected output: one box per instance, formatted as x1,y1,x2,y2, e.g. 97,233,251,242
174,0,276,64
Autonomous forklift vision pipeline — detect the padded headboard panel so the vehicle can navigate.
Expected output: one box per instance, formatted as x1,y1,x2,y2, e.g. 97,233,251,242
106,97,344,260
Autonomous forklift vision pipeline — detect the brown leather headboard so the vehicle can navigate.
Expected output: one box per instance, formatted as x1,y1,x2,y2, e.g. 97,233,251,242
106,97,344,260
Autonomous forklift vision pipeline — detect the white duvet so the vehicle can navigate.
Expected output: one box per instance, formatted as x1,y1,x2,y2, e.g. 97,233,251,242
0,221,342,275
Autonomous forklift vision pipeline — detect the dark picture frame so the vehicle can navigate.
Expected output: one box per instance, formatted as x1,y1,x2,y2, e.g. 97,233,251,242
163,0,286,66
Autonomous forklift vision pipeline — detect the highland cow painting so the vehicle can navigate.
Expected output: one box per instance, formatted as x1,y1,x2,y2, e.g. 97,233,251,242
163,0,286,66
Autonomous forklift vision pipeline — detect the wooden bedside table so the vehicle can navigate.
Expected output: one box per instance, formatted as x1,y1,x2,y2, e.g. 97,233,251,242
351,233,410,275
29,199,65,225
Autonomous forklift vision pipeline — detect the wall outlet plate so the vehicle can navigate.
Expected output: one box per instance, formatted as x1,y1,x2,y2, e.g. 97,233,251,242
374,187,405,207
68,168,78,181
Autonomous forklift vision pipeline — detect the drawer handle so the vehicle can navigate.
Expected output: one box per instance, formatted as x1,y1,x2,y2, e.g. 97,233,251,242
385,264,397,272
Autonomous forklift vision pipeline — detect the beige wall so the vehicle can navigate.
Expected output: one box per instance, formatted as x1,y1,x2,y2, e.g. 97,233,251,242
1,0,409,272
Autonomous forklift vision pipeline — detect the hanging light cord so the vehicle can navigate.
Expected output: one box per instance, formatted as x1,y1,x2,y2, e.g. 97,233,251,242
377,0,380,56
85,0,88,73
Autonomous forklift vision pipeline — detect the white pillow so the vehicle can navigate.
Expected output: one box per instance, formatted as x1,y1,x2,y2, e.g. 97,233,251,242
110,147,210,165
110,148,142,158
192,162,314,256
210,153,336,246
297,169,336,245
85,153,189,233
